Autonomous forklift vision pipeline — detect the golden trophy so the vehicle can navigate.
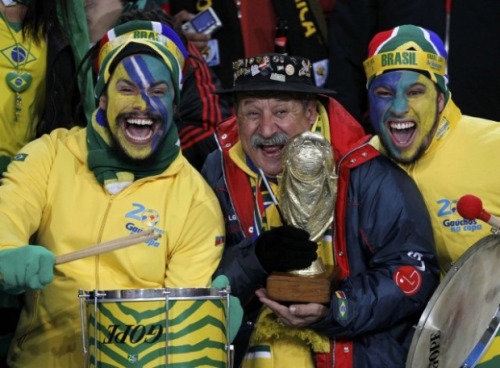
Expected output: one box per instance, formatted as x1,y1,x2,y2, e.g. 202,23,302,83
267,131,340,304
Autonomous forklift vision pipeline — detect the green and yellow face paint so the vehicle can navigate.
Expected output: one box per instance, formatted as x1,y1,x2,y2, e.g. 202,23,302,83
369,70,441,163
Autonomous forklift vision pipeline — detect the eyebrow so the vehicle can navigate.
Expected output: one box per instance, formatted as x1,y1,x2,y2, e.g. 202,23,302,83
374,81,427,89
117,79,168,88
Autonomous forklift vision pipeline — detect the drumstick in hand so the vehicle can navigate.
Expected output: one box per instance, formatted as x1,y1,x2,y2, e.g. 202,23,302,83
55,230,160,264
0,231,160,282
456,194,500,229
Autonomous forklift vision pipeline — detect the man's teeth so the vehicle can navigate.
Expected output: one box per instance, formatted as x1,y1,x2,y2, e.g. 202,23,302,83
126,129,153,141
390,121,414,130
127,118,153,126
125,118,153,141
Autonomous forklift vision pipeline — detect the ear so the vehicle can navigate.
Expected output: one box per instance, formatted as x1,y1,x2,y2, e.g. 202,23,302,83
305,100,318,127
437,92,445,113
99,94,108,110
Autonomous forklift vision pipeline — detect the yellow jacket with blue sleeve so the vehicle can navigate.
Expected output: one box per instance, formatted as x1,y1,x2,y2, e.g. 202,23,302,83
0,127,224,367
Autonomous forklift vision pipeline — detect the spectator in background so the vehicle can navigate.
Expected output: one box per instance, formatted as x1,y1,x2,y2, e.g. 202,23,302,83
0,0,84,175
169,0,334,90
445,0,500,122
0,1,84,364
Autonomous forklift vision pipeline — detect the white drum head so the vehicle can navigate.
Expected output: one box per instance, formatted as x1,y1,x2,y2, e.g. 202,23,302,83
406,235,500,367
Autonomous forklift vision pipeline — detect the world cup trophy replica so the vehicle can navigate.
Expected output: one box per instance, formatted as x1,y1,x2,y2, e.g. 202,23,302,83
267,131,340,303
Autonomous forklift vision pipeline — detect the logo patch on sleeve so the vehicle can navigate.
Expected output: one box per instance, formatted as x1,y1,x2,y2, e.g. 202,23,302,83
393,265,422,296
335,291,348,321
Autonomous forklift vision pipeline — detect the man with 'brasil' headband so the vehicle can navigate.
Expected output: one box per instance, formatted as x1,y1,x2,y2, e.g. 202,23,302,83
365,23,500,367
365,25,500,276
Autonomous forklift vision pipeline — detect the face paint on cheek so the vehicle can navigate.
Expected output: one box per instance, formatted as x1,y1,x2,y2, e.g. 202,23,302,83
106,64,138,140
131,58,175,130
368,87,391,137
370,71,439,163
147,92,175,149
397,73,439,161
410,74,439,136
122,56,176,134
105,55,176,160
368,73,405,146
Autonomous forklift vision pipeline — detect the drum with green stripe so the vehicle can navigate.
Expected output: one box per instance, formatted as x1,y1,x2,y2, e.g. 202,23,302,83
79,288,229,367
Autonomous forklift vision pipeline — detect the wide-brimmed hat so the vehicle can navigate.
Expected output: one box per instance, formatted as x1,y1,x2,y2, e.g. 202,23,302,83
217,53,336,95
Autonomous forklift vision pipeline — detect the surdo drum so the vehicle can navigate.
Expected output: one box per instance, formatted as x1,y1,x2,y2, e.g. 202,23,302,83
406,235,500,368
79,287,233,367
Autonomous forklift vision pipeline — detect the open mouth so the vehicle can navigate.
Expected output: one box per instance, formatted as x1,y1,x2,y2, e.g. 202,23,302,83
123,118,157,144
259,144,284,157
388,120,416,147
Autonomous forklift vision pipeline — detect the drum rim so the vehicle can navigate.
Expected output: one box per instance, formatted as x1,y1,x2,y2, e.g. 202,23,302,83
406,234,500,366
79,287,229,301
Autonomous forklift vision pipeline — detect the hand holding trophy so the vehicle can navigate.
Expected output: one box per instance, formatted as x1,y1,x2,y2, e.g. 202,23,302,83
266,131,339,304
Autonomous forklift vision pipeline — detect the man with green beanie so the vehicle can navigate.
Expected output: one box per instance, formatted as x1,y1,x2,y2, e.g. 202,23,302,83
365,24,500,366
0,20,233,367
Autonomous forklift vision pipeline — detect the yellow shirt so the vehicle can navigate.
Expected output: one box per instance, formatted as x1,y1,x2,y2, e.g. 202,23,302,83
0,128,224,367
0,19,47,158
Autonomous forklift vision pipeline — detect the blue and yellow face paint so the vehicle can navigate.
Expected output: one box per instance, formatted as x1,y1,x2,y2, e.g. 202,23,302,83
103,54,175,160
369,70,441,163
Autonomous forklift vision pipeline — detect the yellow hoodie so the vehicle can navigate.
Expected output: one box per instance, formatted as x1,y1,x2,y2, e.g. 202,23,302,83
0,127,224,367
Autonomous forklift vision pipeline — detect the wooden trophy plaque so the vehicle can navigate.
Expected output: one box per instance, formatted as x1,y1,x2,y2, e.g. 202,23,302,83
267,265,339,304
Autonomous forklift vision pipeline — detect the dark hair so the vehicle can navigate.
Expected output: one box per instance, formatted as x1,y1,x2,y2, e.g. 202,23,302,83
20,0,66,44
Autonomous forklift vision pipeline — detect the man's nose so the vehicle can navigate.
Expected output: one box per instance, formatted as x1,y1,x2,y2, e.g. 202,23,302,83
131,94,148,111
258,111,279,136
390,95,409,115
